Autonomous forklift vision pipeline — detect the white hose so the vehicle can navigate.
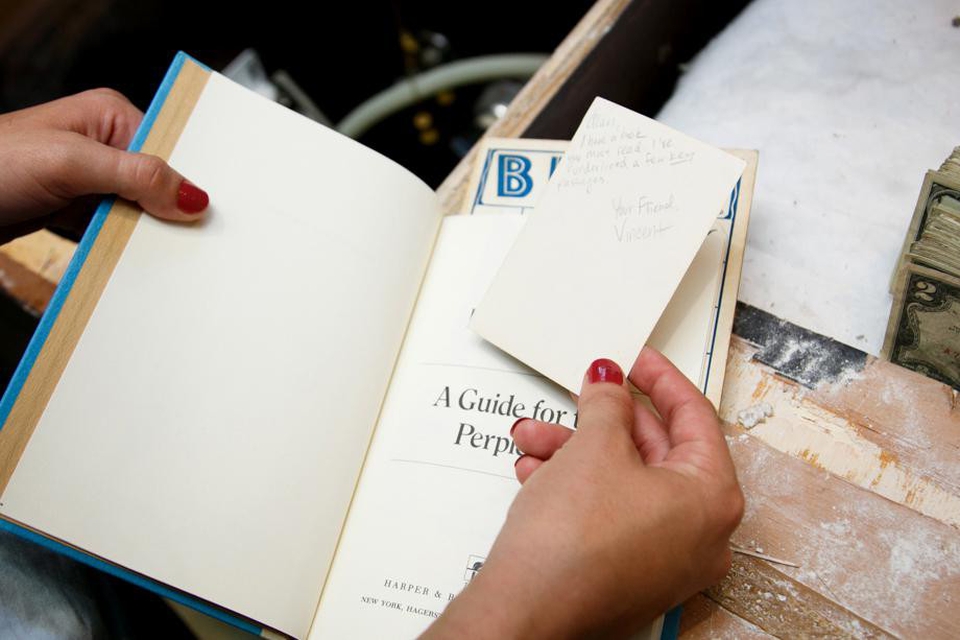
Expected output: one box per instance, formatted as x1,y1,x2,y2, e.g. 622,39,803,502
336,54,548,139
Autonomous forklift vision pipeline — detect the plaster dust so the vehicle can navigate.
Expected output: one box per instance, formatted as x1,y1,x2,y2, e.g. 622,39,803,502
730,439,960,637
738,402,774,429
808,499,960,629
657,0,960,354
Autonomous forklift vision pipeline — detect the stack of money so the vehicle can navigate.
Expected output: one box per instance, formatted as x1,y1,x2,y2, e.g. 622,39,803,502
883,147,960,390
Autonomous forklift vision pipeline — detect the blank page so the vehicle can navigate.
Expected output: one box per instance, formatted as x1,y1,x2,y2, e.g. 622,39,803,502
0,73,441,637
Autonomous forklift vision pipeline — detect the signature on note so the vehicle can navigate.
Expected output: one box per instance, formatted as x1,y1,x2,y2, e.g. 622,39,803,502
613,219,674,243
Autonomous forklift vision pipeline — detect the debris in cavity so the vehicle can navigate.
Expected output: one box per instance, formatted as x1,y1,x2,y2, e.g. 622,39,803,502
737,402,774,429
730,544,800,568
829,363,864,387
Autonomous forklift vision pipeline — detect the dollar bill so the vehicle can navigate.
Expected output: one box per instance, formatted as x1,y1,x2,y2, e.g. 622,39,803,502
883,263,960,389
906,198,960,277
891,166,960,291
940,145,960,177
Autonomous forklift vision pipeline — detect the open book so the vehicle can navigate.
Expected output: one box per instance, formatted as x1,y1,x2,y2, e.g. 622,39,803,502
0,54,755,638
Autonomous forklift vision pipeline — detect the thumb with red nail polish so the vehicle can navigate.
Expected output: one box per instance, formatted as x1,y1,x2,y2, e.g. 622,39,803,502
576,357,634,446
106,152,210,220
177,180,209,215
586,357,624,385
0,89,210,243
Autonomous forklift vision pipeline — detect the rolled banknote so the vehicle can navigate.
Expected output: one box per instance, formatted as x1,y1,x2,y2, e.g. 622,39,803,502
940,146,960,176
906,199,960,277
891,166,960,292
883,263,960,389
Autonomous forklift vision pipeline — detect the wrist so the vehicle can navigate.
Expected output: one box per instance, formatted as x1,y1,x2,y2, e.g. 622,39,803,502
423,561,551,639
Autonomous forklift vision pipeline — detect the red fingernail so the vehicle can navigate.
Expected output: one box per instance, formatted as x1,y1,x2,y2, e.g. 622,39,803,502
510,418,525,437
177,180,209,214
587,358,623,385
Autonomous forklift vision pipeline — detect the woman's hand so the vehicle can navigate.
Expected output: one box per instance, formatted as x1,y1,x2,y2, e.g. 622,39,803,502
0,88,208,243
425,347,744,639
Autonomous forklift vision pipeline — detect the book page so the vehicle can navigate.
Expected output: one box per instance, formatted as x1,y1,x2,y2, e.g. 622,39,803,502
471,98,745,392
309,215,659,640
0,72,441,638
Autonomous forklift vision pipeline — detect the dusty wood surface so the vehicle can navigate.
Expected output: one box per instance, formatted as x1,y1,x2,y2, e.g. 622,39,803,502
0,231,75,316
715,337,960,638
679,593,769,639
0,251,56,315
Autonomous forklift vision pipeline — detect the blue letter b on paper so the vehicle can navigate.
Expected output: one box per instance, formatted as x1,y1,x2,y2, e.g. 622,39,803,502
497,154,533,198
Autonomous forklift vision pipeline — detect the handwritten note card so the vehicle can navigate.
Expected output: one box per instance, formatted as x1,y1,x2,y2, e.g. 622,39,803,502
470,97,745,393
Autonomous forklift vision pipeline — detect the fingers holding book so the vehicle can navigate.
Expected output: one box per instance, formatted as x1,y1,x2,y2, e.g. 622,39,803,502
0,88,210,242
431,350,743,637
